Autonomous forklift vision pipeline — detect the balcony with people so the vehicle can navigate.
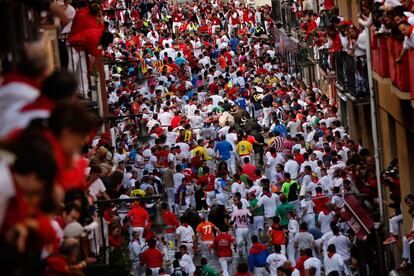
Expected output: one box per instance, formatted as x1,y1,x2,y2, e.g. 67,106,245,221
370,2,414,102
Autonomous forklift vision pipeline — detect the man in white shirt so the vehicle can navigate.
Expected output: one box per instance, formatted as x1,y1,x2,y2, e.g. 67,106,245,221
284,154,300,180
231,201,252,254
189,110,205,139
328,226,351,273
87,166,110,201
324,244,345,276
304,248,322,276
159,107,173,128
176,217,195,256
173,165,186,193
256,181,280,230
287,210,299,266
266,244,287,275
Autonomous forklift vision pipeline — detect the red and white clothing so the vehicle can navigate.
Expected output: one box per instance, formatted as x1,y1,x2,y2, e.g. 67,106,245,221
324,252,345,275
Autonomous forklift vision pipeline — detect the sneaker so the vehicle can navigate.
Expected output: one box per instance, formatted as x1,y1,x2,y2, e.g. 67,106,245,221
383,236,397,245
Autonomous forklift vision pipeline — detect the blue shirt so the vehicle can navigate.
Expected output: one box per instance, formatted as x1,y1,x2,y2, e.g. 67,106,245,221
272,124,288,137
230,37,239,52
215,140,233,161
235,97,247,110
175,57,186,66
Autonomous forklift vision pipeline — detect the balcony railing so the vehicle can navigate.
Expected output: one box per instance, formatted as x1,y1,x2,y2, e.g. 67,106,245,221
280,1,298,33
318,49,369,99
372,35,412,98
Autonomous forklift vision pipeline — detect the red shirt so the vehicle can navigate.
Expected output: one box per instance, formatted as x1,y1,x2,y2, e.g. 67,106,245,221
242,163,257,181
209,82,219,95
295,255,309,275
313,193,330,214
213,233,235,257
127,206,149,227
140,248,164,268
294,154,304,165
170,115,182,129
109,234,122,248
197,173,215,192
162,210,179,234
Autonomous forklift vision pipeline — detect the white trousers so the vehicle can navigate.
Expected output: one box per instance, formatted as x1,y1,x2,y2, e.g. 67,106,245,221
402,235,412,262
200,240,213,258
67,49,89,98
254,267,268,276
236,227,250,253
166,187,175,211
218,257,232,276
261,107,272,128
206,191,216,207
287,242,296,266
389,214,403,235
251,216,264,236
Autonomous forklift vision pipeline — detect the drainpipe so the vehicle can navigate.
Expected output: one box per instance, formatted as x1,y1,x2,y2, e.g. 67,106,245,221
365,23,386,275
364,24,384,223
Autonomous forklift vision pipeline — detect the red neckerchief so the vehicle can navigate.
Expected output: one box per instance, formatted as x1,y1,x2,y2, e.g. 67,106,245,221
2,72,41,89
327,252,335,258
20,95,55,112
263,191,272,197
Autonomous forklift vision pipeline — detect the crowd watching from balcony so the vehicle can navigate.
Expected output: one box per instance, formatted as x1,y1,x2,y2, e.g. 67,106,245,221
0,0,409,275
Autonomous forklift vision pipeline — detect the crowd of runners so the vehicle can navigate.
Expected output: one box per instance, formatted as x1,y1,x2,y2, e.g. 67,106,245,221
0,0,390,275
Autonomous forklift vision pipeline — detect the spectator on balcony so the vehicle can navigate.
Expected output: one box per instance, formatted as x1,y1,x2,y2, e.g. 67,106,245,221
396,21,414,63
0,41,49,128
67,0,104,99
0,70,77,140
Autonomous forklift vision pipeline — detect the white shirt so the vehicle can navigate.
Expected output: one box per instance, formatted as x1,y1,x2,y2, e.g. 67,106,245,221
304,257,322,276
159,112,173,126
176,225,195,243
300,198,315,215
300,160,317,173
319,175,333,194
328,234,351,260
331,194,345,208
319,231,334,253
0,162,16,228
318,211,334,234
180,253,196,274
173,172,185,193
324,253,344,275
89,178,106,200
61,4,76,34
231,208,252,228
231,182,246,197
288,218,299,240
403,29,414,49
189,115,204,129
166,131,178,146
257,193,280,218
266,253,287,274
284,159,300,179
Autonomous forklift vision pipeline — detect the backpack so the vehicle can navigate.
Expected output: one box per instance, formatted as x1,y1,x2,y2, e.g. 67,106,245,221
287,181,299,202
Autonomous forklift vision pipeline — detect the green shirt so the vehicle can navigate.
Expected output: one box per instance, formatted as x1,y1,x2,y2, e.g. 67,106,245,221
212,106,224,113
275,202,295,227
202,264,219,276
280,180,295,198
250,198,264,217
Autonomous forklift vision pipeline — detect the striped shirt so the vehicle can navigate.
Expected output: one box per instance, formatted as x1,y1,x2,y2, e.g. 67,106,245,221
271,136,285,153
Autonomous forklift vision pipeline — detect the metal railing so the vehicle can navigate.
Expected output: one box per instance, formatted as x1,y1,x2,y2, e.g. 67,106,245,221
319,49,369,98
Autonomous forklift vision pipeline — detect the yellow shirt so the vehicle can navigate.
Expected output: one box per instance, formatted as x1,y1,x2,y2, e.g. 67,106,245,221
193,146,208,160
237,140,253,156
184,130,192,142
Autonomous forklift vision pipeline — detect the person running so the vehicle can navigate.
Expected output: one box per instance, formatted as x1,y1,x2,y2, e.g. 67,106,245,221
211,226,236,276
